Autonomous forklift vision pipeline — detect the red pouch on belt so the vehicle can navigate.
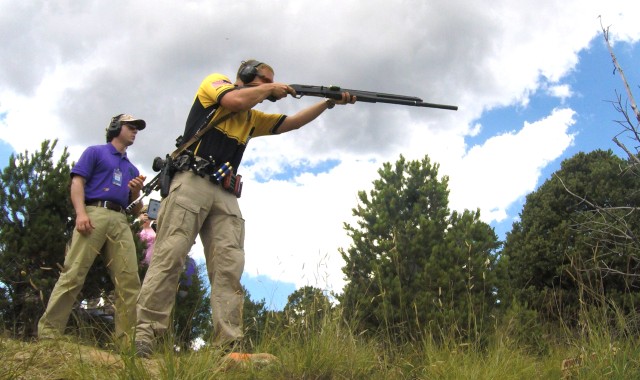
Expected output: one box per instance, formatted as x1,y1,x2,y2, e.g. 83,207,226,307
223,174,243,198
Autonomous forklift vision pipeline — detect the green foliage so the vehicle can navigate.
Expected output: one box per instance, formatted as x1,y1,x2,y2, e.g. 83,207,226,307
497,300,551,355
283,286,332,328
172,259,212,351
499,149,640,324
0,140,74,337
339,155,500,342
242,286,269,348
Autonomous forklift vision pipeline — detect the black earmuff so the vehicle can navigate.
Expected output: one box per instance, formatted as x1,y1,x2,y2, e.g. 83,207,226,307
106,113,124,142
238,60,263,84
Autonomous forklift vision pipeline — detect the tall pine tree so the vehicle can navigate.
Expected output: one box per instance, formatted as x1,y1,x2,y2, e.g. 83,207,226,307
339,155,499,342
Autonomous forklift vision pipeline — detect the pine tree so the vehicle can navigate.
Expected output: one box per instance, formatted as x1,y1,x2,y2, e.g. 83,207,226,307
283,286,332,327
0,140,74,337
499,149,640,323
339,155,499,342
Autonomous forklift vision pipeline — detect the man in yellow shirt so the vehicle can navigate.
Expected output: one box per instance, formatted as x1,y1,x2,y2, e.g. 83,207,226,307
135,60,355,357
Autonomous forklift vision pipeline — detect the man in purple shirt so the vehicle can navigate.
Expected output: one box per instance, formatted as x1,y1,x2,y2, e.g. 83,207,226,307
38,114,147,346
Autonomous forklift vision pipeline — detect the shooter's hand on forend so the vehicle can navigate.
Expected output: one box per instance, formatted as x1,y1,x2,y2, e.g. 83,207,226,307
331,91,357,106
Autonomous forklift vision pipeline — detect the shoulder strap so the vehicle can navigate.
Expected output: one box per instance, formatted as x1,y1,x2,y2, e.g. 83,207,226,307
170,110,236,159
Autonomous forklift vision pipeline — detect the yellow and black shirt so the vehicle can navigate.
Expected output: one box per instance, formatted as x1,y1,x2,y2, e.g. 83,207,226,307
182,73,286,172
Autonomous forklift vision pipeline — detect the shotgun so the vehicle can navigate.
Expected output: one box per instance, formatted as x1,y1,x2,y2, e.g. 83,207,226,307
289,84,458,111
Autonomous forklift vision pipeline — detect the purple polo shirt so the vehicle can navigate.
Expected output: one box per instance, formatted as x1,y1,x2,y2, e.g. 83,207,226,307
71,143,140,208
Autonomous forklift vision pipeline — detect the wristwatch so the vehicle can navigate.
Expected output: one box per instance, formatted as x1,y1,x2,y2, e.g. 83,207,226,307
325,98,335,109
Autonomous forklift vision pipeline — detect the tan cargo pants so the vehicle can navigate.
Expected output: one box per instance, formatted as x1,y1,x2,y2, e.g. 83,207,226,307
136,170,245,347
38,206,141,343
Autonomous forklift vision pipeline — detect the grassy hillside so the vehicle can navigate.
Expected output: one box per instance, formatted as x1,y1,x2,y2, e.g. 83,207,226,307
2,310,637,379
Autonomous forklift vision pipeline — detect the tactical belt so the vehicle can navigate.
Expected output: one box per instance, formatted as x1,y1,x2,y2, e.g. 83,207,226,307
175,154,243,198
86,200,126,214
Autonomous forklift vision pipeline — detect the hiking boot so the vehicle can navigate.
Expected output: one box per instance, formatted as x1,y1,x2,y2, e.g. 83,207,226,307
135,340,153,358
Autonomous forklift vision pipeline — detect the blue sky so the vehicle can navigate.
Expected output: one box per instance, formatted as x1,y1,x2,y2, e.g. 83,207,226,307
0,139,10,164
484,39,640,241
0,1,638,311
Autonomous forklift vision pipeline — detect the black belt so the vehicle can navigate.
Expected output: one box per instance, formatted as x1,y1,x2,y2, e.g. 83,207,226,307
86,200,125,213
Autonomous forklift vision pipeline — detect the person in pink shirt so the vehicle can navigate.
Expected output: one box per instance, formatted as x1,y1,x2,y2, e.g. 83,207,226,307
138,205,156,265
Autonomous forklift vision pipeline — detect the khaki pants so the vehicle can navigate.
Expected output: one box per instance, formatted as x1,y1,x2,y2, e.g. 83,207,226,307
136,170,245,346
38,207,140,342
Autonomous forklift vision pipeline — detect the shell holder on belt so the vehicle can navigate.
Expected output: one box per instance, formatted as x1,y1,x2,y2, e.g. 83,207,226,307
175,153,243,197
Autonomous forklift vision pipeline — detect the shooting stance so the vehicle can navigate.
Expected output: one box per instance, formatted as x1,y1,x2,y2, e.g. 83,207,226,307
134,60,356,357
38,114,146,345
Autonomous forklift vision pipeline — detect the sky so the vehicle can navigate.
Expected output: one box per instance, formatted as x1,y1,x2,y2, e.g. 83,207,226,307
1,1,639,310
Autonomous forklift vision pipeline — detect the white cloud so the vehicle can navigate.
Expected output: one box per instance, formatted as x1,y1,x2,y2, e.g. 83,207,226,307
547,85,573,101
240,156,380,293
448,108,576,223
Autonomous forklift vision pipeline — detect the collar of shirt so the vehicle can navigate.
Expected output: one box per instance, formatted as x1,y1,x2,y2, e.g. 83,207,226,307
106,142,130,161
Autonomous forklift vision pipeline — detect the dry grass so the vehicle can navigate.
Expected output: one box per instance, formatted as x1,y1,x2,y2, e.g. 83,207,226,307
2,312,639,380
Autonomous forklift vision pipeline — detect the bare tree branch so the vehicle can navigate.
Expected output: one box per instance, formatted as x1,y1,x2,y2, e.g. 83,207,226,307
600,17,640,124
554,173,640,245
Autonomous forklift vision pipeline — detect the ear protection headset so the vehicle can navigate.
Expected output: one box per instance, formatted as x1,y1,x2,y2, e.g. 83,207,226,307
106,114,124,142
238,60,263,84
